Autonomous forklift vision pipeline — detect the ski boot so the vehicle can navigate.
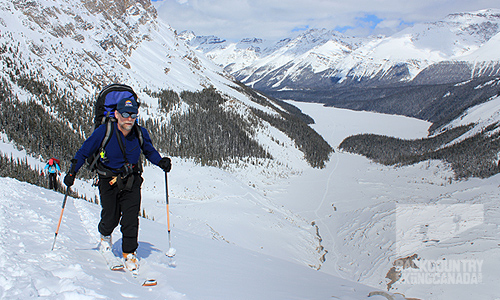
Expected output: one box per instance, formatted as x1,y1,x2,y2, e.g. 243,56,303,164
123,252,139,275
99,234,112,253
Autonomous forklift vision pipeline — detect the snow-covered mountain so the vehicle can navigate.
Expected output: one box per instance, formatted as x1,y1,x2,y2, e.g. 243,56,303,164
0,0,332,172
2,1,500,299
185,9,500,90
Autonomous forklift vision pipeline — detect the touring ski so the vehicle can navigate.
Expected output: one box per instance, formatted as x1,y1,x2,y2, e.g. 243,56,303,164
100,248,124,271
101,250,157,286
123,254,158,286
126,265,158,287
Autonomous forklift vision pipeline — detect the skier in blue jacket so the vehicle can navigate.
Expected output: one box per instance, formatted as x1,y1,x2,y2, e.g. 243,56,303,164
44,158,61,191
64,96,171,272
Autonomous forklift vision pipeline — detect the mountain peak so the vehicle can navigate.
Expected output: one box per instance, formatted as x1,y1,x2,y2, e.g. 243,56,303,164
178,30,196,41
446,8,500,19
179,31,227,48
239,37,264,44
190,8,500,93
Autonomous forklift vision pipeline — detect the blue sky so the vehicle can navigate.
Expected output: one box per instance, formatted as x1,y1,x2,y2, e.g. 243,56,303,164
151,0,500,42
334,14,386,34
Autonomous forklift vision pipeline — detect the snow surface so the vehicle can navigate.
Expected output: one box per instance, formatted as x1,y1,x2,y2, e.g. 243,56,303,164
0,178,380,299
1,2,499,298
2,101,500,299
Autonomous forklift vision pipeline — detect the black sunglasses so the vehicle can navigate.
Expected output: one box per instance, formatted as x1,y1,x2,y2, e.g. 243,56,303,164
120,112,138,119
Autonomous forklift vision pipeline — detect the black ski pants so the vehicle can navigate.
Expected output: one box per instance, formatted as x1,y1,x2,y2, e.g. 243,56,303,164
48,173,57,191
98,174,143,254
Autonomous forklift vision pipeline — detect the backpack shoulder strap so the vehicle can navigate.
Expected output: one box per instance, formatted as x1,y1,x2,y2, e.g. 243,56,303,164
101,120,115,149
88,120,115,171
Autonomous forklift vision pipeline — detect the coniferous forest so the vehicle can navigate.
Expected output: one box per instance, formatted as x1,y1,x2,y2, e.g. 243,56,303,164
145,87,333,168
339,124,500,179
144,88,272,166
2,37,500,188
0,49,333,192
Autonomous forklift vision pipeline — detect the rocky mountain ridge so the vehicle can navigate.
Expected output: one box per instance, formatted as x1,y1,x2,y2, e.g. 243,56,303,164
183,9,500,132
184,9,500,90
0,0,332,177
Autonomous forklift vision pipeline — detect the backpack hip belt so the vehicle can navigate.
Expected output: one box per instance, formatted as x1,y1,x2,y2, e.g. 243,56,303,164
96,163,141,179
97,163,140,191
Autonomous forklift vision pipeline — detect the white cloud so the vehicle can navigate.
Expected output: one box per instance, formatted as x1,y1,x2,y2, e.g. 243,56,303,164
152,0,500,42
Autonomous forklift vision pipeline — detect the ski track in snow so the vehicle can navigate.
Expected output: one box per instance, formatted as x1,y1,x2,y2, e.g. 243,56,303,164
72,191,186,299
73,194,100,245
0,182,102,298
1,177,387,299
312,147,342,277
0,179,187,299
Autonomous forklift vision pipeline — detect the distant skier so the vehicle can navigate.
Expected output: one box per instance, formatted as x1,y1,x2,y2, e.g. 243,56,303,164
44,158,61,191
63,95,172,273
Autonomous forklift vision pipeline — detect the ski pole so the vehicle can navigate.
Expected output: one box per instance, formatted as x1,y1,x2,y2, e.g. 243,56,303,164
51,187,70,251
51,159,77,251
165,171,176,257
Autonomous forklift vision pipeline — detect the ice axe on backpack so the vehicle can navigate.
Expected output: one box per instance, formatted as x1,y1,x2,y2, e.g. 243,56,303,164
164,172,176,259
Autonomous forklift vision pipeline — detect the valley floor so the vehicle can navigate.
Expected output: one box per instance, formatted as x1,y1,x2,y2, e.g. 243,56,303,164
276,102,500,299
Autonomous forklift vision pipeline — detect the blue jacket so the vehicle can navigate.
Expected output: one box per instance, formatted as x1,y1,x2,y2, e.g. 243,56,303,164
72,123,162,174
44,163,60,174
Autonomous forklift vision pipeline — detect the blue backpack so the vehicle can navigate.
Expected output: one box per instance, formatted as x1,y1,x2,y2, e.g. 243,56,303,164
93,83,139,129
88,84,144,172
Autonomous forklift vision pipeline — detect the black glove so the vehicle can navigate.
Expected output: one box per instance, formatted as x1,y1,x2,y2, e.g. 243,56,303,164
64,173,75,187
158,157,172,172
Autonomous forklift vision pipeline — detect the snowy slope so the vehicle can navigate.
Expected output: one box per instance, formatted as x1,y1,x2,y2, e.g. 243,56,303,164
0,0,228,93
282,102,500,299
3,99,500,299
461,32,500,62
1,1,500,299
0,177,381,300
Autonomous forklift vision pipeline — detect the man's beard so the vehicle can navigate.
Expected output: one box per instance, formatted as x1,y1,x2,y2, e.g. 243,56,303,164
120,122,134,131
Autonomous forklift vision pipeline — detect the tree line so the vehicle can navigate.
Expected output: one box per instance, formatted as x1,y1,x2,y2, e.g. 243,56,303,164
1,68,333,198
339,124,500,178
146,87,333,168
